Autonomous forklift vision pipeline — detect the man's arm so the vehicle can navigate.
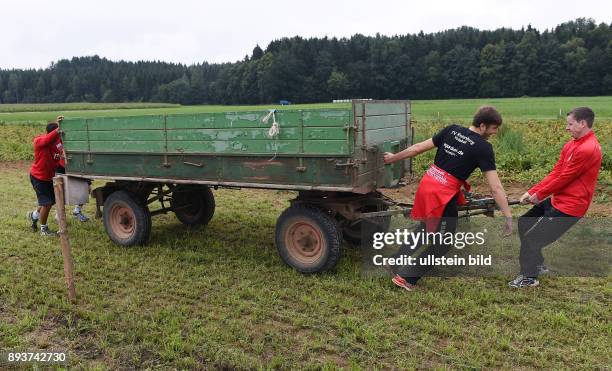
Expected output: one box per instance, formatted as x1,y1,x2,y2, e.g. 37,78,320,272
527,144,567,198
33,128,59,150
384,138,435,164
484,170,513,235
484,170,512,218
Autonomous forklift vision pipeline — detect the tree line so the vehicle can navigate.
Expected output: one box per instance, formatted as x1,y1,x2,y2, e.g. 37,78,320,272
1,18,610,105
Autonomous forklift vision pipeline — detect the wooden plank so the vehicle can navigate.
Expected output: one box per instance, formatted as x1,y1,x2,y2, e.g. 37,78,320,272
360,114,408,130
166,111,302,129
64,140,88,152
356,102,409,116
167,140,301,154
365,126,408,145
87,129,165,142
301,110,352,127
303,140,350,155
165,113,215,129
68,137,350,155
303,127,347,140
60,118,87,131
89,141,166,153
167,127,300,141
70,154,357,189
52,176,77,304
217,111,302,128
62,131,88,141
87,116,165,130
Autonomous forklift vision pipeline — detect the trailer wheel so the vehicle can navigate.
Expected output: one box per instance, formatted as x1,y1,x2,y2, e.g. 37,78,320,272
171,185,215,226
103,190,151,246
342,205,391,246
275,205,342,273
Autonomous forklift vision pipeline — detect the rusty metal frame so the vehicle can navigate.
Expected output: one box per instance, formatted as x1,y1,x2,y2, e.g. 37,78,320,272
69,173,356,193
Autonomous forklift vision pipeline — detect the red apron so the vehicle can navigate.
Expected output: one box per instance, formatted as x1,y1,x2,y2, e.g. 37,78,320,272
410,165,470,232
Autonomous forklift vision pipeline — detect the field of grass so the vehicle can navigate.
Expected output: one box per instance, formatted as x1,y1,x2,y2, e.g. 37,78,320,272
0,163,610,369
0,102,179,114
1,99,610,368
2,96,612,123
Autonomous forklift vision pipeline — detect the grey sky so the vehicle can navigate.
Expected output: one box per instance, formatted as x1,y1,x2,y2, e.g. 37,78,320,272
3,0,610,70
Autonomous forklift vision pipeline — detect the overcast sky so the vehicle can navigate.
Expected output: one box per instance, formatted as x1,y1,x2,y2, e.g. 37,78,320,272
3,0,610,70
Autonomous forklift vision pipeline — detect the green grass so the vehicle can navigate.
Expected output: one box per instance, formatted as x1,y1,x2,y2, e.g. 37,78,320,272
2,96,612,124
0,103,345,124
410,96,612,121
0,164,610,369
0,102,179,114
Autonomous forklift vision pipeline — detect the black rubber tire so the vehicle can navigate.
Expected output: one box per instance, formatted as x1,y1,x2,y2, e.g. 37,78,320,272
275,205,342,273
171,185,215,226
342,206,391,246
103,190,151,246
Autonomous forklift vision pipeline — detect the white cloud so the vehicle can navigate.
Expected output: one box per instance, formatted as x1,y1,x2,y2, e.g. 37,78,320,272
1,0,610,69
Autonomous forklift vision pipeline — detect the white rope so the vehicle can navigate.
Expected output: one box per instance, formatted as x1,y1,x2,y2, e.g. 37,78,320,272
261,109,280,160
262,109,279,138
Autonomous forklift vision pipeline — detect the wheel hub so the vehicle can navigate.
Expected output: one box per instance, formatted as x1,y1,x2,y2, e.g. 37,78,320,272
110,204,135,239
286,221,323,263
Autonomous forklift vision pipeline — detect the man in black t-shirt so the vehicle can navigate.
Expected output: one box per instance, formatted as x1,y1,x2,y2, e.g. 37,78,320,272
383,106,513,292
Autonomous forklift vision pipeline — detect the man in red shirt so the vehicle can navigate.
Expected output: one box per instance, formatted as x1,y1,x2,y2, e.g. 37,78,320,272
27,120,62,236
53,133,90,222
509,107,602,288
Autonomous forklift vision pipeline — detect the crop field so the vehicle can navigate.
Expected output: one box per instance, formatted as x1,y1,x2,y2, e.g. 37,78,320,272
2,96,612,124
0,98,610,369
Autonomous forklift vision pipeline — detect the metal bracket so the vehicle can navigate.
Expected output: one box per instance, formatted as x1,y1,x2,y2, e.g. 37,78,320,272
162,154,171,168
335,160,357,168
183,161,203,167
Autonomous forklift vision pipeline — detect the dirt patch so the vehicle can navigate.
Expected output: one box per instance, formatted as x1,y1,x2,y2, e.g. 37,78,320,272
0,160,30,173
22,315,64,349
0,305,15,325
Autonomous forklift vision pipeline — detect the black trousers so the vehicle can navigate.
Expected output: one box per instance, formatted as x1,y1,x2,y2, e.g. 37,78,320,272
393,196,458,284
518,198,579,277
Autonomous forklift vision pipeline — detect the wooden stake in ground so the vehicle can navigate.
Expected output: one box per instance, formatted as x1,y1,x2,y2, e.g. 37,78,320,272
53,176,77,304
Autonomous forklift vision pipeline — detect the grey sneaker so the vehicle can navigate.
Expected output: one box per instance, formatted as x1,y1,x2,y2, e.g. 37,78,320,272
27,211,38,232
508,275,539,288
40,226,57,237
73,211,89,222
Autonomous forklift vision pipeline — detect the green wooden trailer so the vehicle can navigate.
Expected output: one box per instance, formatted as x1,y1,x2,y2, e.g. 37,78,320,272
60,100,412,273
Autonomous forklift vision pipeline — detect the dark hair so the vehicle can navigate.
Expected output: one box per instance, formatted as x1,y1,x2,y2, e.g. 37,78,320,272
567,107,595,128
472,106,502,128
46,122,58,133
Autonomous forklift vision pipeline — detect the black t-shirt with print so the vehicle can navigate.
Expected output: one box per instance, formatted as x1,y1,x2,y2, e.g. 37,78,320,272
431,124,496,181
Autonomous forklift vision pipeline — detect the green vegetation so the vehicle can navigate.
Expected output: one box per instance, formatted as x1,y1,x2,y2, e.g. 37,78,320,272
3,96,612,124
0,102,179,113
1,19,610,105
0,164,610,369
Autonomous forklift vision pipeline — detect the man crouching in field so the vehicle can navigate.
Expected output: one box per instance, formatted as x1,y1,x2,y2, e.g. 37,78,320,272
383,106,513,291
27,120,62,236
509,107,602,288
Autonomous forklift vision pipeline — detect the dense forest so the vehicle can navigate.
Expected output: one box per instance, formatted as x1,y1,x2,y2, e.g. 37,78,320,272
1,18,610,105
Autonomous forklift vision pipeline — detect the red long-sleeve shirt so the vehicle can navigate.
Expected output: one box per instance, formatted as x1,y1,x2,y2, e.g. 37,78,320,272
30,128,60,181
529,131,602,217
53,137,66,168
